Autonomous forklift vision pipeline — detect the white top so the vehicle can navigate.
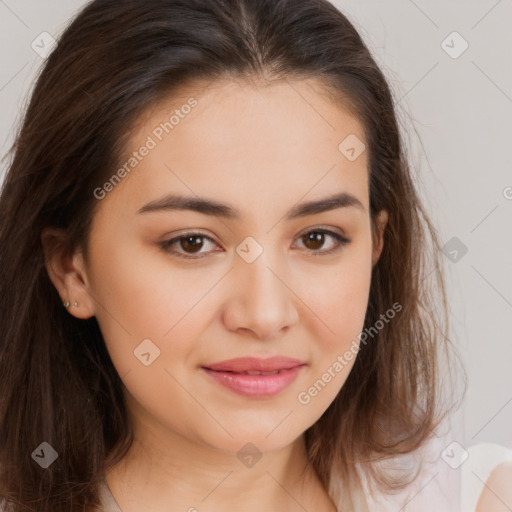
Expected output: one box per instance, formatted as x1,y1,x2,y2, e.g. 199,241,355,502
460,442,512,512
98,479,123,512
357,431,461,512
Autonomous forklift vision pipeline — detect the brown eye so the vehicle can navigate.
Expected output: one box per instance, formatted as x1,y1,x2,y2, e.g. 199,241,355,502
159,233,219,259
302,232,326,251
179,235,205,254
295,229,350,255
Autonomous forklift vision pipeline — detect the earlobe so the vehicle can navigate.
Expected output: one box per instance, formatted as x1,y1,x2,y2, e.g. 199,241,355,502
41,228,96,319
371,210,388,266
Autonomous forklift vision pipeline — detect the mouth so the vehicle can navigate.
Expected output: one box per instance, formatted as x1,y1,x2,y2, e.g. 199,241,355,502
215,369,288,375
201,357,306,398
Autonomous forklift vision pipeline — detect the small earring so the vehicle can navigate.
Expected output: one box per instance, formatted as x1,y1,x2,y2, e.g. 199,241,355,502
63,301,70,308
73,301,79,307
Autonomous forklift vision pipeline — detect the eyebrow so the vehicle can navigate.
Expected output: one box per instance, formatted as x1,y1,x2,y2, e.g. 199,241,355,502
137,191,365,220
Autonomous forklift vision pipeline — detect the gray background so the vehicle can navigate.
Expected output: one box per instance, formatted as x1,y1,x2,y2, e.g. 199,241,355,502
1,0,511,453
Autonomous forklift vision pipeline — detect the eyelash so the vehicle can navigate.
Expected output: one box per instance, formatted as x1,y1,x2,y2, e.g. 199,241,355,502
158,228,351,260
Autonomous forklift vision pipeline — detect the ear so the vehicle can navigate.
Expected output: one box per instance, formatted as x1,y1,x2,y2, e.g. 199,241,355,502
371,209,388,267
41,228,96,319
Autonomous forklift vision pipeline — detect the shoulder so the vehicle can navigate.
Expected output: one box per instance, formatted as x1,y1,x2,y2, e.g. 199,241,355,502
461,442,512,512
474,460,512,511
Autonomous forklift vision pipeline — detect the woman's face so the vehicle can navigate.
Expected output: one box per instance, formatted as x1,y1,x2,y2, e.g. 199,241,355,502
60,78,386,455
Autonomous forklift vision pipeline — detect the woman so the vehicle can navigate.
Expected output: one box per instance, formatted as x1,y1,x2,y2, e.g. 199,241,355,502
0,0,463,510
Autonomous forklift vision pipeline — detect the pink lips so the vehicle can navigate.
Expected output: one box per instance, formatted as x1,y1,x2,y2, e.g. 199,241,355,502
201,356,305,398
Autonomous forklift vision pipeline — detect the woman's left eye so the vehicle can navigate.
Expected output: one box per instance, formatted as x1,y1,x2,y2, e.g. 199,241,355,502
294,229,351,255
159,228,351,260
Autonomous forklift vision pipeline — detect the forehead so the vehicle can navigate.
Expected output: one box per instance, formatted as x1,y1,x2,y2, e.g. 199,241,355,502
103,77,369,217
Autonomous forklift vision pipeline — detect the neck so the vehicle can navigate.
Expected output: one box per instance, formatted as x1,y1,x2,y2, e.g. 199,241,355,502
104,422,336,511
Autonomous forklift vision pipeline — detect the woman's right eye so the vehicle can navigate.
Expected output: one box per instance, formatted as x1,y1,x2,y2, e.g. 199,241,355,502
159,233,221,259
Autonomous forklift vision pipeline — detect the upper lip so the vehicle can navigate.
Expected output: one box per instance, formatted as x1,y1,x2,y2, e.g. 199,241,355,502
203,356,305,373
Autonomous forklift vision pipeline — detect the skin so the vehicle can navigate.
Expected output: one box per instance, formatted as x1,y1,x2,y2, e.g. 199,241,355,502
43,77,388,511
475,461,512,512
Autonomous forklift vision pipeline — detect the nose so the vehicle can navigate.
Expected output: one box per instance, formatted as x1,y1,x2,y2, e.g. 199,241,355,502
222,246,300,341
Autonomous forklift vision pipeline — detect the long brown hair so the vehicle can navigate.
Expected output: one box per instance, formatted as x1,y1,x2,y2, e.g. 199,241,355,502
0,0,464,510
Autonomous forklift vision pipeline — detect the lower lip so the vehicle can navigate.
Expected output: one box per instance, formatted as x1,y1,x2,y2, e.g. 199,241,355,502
202,365,304,398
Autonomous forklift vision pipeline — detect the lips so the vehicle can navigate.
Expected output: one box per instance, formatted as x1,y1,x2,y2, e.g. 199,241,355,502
203,356,305,373
201,356,306,398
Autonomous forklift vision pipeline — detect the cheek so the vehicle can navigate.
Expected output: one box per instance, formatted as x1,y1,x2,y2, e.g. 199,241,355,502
293,254,372,417
88,236,218,376
322,269,371,339
298,244,373,349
